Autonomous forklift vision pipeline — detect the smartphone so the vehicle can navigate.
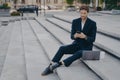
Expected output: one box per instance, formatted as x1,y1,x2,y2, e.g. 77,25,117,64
76,31,81,34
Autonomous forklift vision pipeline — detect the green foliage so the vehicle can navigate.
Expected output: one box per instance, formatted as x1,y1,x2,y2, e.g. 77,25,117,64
3,3,8,8
105,0,117,4
13,0,18,4
105,0,119,10
80,0,90,4
11,11,20,16
96,6,102,11
99,0,104,4
0,3,10,9
66,0,74,6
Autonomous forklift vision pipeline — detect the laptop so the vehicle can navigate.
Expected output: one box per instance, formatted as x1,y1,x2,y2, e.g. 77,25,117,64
82,51,105,60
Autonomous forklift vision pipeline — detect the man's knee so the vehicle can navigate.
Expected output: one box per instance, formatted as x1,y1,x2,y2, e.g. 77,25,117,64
59,46,66,51
75,50,83,57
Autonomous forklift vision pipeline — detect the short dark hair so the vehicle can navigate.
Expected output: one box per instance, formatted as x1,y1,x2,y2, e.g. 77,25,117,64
80,6,89,12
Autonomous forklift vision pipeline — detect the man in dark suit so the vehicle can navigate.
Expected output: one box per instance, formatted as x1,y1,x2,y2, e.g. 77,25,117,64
41,5,97,76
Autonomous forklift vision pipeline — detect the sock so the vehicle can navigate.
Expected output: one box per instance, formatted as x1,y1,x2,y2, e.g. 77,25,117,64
49,62,53,67
59,62,63,66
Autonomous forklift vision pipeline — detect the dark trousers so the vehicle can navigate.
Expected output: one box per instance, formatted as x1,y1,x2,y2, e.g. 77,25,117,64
52,43,83,67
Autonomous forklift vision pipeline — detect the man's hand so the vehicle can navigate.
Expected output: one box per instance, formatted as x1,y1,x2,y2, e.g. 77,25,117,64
74,32,87,39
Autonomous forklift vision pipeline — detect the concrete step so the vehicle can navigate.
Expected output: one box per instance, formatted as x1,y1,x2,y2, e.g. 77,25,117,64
46,17,71,32
21,19,60,80
34,17,101,80
0,14,10,17
0,21,27,80
0,22,14,76
1,21,9,26
0,23,9,37
27,19,60,60
43,17,120,80
37,18,73,45
46,17,120,59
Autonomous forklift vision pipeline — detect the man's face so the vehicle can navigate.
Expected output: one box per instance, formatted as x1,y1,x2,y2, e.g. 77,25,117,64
80,10,88,20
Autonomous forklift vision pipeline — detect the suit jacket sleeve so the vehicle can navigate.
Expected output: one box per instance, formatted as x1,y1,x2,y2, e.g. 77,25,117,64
71,20,76,40
85,22,97,43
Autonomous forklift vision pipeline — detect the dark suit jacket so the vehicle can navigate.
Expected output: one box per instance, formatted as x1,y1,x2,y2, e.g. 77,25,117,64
71,17,97,50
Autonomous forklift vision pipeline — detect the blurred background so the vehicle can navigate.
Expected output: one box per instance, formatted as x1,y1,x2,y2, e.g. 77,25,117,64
0,0,120,11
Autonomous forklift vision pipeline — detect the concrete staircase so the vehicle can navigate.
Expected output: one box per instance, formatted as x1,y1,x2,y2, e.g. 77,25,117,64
0,22,14,76
21,19,59,80
28,18,101,80
0,15,120,80
0,20,26,80
0,18,60,80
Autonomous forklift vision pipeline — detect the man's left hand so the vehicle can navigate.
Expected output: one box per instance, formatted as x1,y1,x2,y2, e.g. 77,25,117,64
79,32,87,39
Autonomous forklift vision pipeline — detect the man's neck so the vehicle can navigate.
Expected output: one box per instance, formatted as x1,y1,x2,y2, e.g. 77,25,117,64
82,18,87,23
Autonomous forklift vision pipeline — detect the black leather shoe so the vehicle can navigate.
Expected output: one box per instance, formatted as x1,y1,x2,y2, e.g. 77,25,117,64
50,63,60,71
41,66,53,76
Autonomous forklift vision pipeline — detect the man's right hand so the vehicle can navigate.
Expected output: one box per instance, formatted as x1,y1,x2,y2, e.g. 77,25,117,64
74,33,80,39
74,32,87,39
